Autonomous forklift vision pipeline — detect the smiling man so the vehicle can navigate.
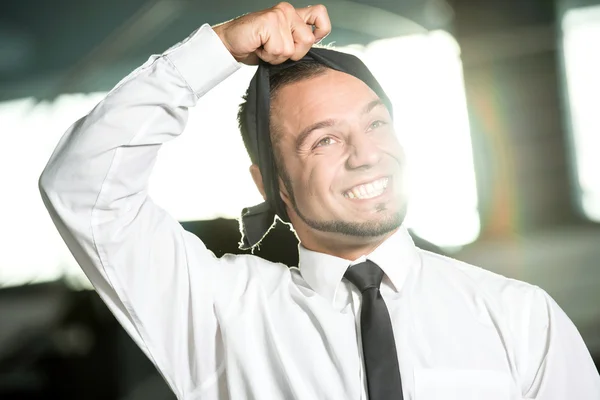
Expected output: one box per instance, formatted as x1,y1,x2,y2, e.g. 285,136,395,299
257,70,407,259
39,3,600,400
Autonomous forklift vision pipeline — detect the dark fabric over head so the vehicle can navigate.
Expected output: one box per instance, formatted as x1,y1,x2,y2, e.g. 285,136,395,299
240,48,393,250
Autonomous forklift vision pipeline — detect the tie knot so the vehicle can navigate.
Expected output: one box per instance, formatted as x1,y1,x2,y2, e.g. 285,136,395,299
344,260,384,292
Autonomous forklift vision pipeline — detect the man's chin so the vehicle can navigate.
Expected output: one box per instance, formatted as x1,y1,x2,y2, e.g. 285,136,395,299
300,211,404,238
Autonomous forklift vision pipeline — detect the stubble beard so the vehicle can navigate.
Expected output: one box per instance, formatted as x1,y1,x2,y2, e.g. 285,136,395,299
282,173,405,238
296,203,404,237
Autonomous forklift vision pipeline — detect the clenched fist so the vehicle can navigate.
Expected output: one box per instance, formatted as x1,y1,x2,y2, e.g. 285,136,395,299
213,2,331,65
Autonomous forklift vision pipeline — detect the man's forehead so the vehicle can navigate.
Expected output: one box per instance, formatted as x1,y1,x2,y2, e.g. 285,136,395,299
272,73,379,116
268,69,385,141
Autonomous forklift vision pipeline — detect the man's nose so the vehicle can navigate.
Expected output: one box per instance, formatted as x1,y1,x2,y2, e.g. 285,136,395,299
346,132,381,170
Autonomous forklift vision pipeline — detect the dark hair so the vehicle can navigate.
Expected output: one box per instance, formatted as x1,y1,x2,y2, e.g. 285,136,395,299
237,61,330,166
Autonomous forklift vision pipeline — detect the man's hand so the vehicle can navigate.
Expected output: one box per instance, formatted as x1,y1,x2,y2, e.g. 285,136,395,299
213,2,331,65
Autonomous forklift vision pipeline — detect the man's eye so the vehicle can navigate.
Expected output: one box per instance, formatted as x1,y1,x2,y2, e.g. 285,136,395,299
315,137,335,148
369,120,387,130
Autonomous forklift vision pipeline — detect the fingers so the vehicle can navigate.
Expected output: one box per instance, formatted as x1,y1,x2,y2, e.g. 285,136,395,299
296,5,331,43
289,12,316,61
255,3,331,64
255,27,295,65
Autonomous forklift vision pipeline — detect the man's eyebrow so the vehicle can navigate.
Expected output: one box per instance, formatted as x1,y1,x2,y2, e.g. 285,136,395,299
362,98,385,115
295,119,337,150
294,99,385,150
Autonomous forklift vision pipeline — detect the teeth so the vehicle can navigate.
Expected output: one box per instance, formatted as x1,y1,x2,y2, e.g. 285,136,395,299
344,178,388,200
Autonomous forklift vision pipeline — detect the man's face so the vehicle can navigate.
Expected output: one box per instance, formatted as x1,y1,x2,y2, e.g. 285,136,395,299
270,69,408,243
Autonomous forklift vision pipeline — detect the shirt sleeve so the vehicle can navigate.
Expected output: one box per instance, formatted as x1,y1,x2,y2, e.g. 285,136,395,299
39,24,241,398
523,287,600,399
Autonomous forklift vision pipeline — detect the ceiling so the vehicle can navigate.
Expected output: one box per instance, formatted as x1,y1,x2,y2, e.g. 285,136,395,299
0,0,559,100
0,0,434,101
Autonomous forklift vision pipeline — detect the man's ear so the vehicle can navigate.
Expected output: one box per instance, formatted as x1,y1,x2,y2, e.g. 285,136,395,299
249,164,267,201
250,164,293,209
278,175,292,207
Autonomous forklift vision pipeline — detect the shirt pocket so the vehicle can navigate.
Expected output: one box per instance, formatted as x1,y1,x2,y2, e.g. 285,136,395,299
414,368,511,400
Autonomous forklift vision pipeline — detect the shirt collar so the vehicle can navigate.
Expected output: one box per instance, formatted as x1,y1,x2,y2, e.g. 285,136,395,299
298,226,421,304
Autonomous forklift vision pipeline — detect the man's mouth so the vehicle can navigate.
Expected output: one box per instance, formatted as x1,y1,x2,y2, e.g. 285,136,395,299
343,177,389,200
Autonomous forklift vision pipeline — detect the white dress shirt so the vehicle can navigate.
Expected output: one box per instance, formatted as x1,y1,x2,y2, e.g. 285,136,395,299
39,24,600,400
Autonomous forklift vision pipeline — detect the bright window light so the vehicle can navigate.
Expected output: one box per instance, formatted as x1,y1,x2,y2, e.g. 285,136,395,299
0,93,107,288
148,66,263,221
364,31,479,248
563,6,600,222
0,30,477,287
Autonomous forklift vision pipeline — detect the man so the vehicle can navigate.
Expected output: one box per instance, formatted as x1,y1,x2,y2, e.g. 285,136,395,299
39,3,600,399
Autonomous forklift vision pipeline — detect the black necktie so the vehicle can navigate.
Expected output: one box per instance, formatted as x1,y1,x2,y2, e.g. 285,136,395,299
345,260,403,400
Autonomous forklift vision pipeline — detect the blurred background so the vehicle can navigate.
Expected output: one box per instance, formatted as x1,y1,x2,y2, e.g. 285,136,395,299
1,0,599,398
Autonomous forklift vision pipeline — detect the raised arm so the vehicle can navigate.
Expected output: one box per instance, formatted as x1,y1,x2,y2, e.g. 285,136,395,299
39,25,240,396
39,4,330,398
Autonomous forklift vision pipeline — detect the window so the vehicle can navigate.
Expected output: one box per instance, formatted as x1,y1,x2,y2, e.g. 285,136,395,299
0,30,477,287
364,31,479,248
0,94,107,288
562,5,600,222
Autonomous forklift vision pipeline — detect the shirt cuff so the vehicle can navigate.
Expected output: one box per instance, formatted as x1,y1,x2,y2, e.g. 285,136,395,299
165,24,241,97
